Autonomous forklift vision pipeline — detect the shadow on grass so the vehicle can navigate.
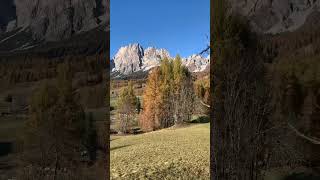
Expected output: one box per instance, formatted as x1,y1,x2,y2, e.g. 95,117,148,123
110,144,131,151
128,163,209,179
110,128,143,135
189,116,210,124
110,138,118,142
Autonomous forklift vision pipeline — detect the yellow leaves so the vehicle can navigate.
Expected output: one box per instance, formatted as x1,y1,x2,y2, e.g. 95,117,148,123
140,68,162,131
195,76,210,104
117,81,137,113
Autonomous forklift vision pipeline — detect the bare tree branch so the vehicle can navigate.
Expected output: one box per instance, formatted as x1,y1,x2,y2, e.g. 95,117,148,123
200,100,210,108
288,123,320,145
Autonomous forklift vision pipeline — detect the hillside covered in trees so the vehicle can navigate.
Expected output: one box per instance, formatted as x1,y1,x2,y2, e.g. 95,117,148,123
0,19,109,179
0,51,109,179
211,0,320,179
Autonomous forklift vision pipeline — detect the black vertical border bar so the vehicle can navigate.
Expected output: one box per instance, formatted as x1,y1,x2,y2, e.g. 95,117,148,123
106,0,110,179
210,0,214,179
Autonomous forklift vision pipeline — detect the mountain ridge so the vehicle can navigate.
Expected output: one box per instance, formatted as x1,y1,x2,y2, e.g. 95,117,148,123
0,0,109,56
231,0,320,34
111,43,210,75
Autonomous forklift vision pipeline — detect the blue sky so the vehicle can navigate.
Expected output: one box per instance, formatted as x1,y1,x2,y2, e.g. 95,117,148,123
111,0,210,58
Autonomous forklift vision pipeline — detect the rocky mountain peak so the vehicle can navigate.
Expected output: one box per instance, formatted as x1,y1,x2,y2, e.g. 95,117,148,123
144,47,170,60
113,43,144,75
0,0,108,41
112,44,210,75
183,54,210,72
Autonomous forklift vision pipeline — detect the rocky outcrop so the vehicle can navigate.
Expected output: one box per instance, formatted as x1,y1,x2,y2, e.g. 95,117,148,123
112,44,209,75
113,44,144,75
230,0,320,33
0,0,109,54
142,47,171,70
183,54,210,72
14,0,107,41
0,0,107,41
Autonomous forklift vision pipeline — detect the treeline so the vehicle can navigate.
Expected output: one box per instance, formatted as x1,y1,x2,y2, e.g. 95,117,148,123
0,54,107,85
140,56,195,131
260,15,320,62
116,82,140,133
212,2,270,178
111,79,146,89
264,11,320,167
211,0,320,179
195,75,210,107
116,56,197,133
270,55,320,137
18,62,107,179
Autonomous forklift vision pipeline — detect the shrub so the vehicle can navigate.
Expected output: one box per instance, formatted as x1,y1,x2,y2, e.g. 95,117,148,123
116,82,137,133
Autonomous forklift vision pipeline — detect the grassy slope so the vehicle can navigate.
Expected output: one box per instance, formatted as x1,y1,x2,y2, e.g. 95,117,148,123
110,123,210,179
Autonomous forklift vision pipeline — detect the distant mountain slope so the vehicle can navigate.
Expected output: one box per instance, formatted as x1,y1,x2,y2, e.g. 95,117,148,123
231,0,320,34
0,26,108,60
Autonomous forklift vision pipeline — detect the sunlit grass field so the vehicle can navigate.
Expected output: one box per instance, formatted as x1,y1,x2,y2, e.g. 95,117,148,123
110,123,210,179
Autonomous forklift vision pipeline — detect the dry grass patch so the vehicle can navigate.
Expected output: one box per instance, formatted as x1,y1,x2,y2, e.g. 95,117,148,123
110,123,210,179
